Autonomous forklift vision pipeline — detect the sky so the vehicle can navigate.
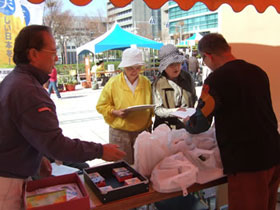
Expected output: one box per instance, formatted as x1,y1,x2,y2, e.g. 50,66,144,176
61,0,107,17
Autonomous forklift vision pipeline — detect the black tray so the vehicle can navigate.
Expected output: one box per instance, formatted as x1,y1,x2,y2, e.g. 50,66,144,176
84,161,149,203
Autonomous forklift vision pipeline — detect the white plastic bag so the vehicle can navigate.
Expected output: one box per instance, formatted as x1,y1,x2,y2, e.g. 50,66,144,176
168,127,224,184
167,128,195,154
191,127,217,150
134,124,171,177
150,152,198,196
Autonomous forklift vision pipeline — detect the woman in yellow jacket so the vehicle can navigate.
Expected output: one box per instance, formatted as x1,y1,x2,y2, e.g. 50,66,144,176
96,48,153,164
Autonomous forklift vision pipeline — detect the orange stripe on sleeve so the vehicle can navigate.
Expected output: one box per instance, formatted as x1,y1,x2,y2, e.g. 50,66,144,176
38,107,52,112
200,84,215,117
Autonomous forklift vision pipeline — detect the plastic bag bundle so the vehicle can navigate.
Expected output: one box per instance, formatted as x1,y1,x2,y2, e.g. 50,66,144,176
190,127,217,150
134,124,171,177
171,129,223,184
167,128,195,154
150,126,224,195
150,152,198,196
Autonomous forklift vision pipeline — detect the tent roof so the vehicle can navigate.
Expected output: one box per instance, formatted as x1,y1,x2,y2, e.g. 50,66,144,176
76,23,163,55
177,32,203,46
28,0,280,13
76,23,115,55
186,33,203,41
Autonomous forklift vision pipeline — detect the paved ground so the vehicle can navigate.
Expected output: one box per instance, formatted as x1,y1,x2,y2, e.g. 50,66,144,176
51,85,109,167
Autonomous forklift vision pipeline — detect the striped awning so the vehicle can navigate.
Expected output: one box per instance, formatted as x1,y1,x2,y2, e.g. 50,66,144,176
27,0,280,13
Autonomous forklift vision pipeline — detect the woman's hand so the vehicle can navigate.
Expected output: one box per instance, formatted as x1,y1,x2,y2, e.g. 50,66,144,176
177,107,186,112
112,109,128,118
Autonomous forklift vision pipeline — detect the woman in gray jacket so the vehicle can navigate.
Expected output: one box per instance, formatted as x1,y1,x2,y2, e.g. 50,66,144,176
152,44,197,129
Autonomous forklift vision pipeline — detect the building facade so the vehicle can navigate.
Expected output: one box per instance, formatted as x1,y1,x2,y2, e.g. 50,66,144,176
55,16,106,65
165,1,219,44
107,0,158,39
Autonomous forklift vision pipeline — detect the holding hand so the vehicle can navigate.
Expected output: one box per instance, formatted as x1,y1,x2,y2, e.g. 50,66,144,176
183,116,190,124
39,156,52,178
102,144,126,161
177,107,187,112
112,109,128,118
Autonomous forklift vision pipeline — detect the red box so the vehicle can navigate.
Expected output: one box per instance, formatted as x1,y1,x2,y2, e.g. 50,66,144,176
88,172,106,187
124,177,141,186
112,167,128,175
115,171,133,182
25,173,90,210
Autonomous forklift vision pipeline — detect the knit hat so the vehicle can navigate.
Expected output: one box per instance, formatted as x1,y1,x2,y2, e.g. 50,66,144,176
118,48,145,68
158,44,186,73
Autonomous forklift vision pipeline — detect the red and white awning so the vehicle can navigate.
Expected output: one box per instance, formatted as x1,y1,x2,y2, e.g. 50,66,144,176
27,0,280,13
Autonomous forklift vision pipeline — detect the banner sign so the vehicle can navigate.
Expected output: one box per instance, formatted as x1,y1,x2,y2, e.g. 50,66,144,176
20,0,45,25
0,0,26,66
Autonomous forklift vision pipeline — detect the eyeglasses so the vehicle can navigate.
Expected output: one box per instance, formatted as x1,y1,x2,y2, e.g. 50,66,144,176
126,66,142,71
40,48,57,56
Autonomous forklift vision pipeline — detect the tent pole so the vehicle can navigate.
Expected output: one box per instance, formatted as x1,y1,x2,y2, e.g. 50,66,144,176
107,51,109,63
76,53,79,83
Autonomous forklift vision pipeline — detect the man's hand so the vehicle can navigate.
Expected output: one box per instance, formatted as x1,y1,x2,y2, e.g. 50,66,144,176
39,156,52,178
102,144,126,161
112,109,128,118
183,116,190,124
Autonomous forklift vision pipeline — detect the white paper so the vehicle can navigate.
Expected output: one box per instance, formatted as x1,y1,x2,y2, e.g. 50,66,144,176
51,163,79,176
171,108,196,118
124,104,155,112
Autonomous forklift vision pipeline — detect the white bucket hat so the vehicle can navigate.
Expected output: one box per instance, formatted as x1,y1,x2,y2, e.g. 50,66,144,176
118,48,145,68
158,44,186,73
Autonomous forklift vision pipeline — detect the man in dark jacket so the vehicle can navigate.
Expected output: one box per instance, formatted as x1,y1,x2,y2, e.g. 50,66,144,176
185,33,280,210
0,25,125,210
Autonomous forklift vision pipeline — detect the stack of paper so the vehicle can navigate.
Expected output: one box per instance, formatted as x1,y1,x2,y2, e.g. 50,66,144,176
51,163,79,176
171,108,196,118
124,104,155,112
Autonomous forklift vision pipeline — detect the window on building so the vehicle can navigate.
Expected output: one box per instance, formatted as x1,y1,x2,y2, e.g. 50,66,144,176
169,2,209,20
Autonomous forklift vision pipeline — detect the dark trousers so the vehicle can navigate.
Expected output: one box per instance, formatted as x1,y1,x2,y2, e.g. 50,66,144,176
228,164,280,210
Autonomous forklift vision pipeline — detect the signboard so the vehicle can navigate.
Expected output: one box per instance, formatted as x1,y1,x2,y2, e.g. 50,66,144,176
0,0,26,66
149,16,155,25
20,0,44,25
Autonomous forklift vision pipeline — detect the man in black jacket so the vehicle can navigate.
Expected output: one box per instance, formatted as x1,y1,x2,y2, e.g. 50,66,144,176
185,33,280,210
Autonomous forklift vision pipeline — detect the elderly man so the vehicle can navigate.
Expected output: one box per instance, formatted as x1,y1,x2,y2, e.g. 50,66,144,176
96,48,153,165
0,25,125,210
185,33,280,210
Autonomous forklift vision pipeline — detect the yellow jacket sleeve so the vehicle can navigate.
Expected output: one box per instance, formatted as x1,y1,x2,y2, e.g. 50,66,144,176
96,79,116,125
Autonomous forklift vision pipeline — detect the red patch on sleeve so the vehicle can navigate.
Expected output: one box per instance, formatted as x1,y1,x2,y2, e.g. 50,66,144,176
202,84,210,94
38,107,52,112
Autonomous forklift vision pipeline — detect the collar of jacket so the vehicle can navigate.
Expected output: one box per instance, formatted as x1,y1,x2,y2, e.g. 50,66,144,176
15,64,50,85
156,72,175,89
157,71,187,89
120,72,146,91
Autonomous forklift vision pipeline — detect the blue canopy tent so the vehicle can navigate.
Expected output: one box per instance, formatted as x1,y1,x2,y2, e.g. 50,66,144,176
177,32,203,46
77,23,163,55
